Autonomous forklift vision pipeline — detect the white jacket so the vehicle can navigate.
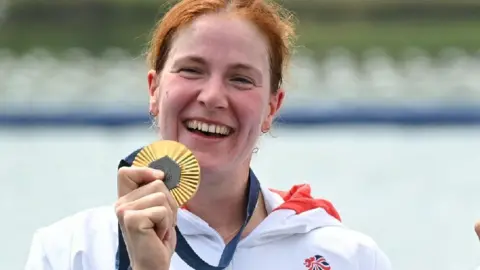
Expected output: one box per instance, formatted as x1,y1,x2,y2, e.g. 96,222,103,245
25,184,392,270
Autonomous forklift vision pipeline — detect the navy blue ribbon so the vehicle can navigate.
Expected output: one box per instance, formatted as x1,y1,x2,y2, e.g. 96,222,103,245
115,148,261,270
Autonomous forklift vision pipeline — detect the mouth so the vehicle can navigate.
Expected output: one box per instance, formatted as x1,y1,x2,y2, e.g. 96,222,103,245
183,119,234,138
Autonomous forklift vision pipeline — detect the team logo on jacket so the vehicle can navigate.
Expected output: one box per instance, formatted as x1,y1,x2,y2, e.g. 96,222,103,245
304,255,331,270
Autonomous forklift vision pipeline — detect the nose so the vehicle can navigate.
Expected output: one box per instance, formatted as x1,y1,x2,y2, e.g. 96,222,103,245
197,75,228,110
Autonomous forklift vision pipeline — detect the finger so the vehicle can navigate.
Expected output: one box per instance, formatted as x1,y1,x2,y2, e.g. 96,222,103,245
164,226,177,254
119,178,178,226
117,167,164,197
123,209,155,233
117,179,167,206
138,181,177,231
475,221,480,240
157,183,179,226
123,207,173,240
117,192,171,223
151,206,172,241
121,209,159,253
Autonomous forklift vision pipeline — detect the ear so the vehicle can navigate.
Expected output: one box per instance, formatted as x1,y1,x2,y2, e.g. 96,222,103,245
262,88,285,132
147,69,160,116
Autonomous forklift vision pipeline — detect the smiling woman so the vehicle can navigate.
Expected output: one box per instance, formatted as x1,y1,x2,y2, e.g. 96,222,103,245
24,1,391,270
147,11,283,176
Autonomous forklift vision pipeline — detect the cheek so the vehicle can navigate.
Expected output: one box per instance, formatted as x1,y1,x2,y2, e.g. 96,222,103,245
233,91,268,132
158,75,190,112
156,77,191,136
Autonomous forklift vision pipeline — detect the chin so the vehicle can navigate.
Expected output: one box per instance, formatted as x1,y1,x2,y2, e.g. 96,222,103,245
192,150,230,174
175,120,249,175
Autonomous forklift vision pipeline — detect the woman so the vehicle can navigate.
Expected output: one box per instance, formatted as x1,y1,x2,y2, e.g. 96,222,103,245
25,0,392,269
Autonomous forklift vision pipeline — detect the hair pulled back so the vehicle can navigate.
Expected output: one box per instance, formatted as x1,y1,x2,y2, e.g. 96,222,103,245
146,0,296,93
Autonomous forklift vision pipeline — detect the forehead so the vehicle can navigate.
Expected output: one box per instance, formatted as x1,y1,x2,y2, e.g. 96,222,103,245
168,14,269,71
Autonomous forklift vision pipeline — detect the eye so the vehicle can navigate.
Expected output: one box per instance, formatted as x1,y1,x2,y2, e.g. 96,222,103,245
231,76,254,85
177,67,202,79
179,67,200,74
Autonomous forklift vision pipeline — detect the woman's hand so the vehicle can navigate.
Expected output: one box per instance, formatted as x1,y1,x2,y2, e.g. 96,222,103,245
115,167,178,270
475,221,480,240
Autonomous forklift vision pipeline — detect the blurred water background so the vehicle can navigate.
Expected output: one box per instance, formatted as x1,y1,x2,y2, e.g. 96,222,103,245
1,1,480,269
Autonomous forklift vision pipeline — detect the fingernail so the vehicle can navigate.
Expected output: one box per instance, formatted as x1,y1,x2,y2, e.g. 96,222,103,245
153,169,164,178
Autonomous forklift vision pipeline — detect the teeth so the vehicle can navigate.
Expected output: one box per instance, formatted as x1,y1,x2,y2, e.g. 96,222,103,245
185,120,231,135
208,125,215,133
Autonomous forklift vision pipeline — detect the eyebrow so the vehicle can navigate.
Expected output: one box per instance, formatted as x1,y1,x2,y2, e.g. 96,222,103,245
174,56,206,66
173,55,263,79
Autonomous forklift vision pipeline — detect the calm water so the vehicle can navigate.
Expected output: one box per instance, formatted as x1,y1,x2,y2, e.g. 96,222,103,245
1,126,480,270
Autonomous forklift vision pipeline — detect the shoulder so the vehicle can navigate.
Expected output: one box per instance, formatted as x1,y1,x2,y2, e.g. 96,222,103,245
25,206,118,270
36,205,117,244
307,226,392,270
266,184,391,269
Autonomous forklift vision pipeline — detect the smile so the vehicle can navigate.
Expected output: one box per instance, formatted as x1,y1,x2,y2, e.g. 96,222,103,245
184,119,233,137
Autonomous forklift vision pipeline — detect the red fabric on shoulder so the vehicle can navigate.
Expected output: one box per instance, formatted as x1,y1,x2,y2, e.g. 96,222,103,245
270,184,341,222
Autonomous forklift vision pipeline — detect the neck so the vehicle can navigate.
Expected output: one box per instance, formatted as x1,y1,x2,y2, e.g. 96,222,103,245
184,162,267,242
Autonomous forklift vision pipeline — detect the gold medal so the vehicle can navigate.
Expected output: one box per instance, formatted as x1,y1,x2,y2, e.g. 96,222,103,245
132,140,200,207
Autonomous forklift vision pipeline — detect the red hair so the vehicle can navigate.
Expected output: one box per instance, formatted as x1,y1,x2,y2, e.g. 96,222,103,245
146,0,296,93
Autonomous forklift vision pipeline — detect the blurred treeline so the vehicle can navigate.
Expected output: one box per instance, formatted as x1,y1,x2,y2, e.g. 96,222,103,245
2,0,480,60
